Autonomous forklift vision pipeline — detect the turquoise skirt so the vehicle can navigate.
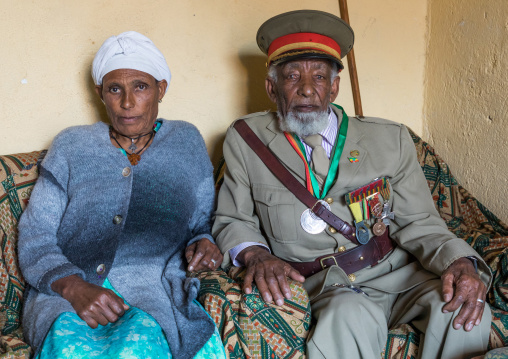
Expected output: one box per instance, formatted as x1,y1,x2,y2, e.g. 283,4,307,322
36,279,225,359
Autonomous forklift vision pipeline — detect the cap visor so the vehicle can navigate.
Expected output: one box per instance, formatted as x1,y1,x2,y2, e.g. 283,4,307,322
271,52,344,69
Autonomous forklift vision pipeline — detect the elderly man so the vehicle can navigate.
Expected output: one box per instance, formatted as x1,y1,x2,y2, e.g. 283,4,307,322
213,10,491,359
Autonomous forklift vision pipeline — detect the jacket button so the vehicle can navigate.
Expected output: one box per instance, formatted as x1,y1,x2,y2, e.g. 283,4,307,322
96,264,106,275
329,226,337,234
122,167,131,177
325,197,333,204
338,246,346,252
348,274,356,282
113,215,123,224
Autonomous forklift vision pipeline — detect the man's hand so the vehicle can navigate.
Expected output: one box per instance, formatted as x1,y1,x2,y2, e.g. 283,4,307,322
239,246,305,306
441,257,487,331
186,238,223,272
51,275,129,329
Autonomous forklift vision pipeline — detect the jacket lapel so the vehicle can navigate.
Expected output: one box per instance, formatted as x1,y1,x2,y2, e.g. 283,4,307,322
328,106,367,195
266,119,307,182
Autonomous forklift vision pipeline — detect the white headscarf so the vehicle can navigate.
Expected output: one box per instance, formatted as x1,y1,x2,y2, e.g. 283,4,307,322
91,31,171,92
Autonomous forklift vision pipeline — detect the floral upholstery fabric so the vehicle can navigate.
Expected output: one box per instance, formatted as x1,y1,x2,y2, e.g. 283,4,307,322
197,267,310,359
0,151,46,358
484,347,508,359
380,128,508,357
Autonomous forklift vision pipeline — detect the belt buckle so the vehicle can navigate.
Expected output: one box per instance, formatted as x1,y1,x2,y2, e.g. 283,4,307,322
319,255,338,269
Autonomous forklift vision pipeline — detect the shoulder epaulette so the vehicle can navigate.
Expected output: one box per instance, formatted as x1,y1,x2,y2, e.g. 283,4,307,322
352,116,402,127
239,110,271,120
230,110,272,128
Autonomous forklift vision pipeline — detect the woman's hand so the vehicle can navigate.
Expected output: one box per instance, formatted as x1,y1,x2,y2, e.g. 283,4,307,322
51,275,129,329
185,238,223,272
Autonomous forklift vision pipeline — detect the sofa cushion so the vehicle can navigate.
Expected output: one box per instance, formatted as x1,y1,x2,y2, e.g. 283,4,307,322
0,151,46,357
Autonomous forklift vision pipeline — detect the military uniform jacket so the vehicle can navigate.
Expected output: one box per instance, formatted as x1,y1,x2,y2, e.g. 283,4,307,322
213,106,491,298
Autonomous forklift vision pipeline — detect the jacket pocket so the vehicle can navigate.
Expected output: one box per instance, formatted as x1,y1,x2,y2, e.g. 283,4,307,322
252,184,298,243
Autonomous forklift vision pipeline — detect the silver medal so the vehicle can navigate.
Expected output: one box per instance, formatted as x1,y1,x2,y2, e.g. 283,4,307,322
301,200,331,234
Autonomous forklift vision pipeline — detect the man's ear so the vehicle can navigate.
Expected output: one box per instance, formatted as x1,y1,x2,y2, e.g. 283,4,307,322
329,75,340,103
265,77,278,104
95,85,104,102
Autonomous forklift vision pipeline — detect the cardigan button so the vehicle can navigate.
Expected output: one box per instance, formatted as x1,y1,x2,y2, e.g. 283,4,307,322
96,264,106,275
113,215,123,224
122,167,131,177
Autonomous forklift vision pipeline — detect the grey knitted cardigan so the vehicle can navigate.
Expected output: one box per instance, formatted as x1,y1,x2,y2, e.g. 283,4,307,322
18,119,216,358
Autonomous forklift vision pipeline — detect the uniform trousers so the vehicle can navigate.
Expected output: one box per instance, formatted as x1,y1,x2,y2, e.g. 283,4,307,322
306,279,491,359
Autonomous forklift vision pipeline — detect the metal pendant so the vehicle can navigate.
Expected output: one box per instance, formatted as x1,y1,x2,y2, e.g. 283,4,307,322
301,200,331,234
128,139,137,152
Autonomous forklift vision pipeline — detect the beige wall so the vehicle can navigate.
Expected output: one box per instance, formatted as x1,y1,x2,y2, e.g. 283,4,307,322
1,0,427,166
425,0,508,222
5,1,504,221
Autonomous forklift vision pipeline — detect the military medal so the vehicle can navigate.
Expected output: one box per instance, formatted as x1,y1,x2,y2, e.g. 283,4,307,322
369,194,386,236
381,202,394,225
372,221,386,236
346,178,391,205
346,178,394,241
301,200,331,234
349,201,370,244
368,194,383,218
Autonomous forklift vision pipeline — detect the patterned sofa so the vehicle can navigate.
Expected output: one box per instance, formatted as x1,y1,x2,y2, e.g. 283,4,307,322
1,130,508,358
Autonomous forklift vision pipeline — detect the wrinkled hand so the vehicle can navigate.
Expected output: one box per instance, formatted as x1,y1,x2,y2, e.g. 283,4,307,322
441,257,487,331
185,238,223,272
239,246,305,306
51,275,129,329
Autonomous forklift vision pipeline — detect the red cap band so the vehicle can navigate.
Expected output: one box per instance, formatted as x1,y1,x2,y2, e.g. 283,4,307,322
267,32,342,58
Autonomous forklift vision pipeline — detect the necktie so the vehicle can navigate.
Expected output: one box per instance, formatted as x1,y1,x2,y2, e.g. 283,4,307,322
304,134,329,180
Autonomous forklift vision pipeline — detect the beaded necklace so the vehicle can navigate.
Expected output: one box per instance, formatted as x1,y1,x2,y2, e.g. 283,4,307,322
109,120,162,165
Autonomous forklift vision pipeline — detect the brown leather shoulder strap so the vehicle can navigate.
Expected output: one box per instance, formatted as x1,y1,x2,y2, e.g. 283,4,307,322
233,120,358,244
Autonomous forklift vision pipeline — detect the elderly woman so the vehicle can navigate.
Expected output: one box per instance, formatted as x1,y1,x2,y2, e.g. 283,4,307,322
18,31,225,359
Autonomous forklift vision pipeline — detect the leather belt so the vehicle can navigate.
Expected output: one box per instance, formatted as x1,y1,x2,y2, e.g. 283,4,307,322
287,232,394,278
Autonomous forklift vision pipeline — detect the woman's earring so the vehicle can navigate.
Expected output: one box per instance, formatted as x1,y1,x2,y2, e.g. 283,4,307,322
158,99,162,103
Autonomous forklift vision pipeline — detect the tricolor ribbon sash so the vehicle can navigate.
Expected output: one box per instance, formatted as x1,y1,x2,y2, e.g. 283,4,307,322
284,104,349,199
